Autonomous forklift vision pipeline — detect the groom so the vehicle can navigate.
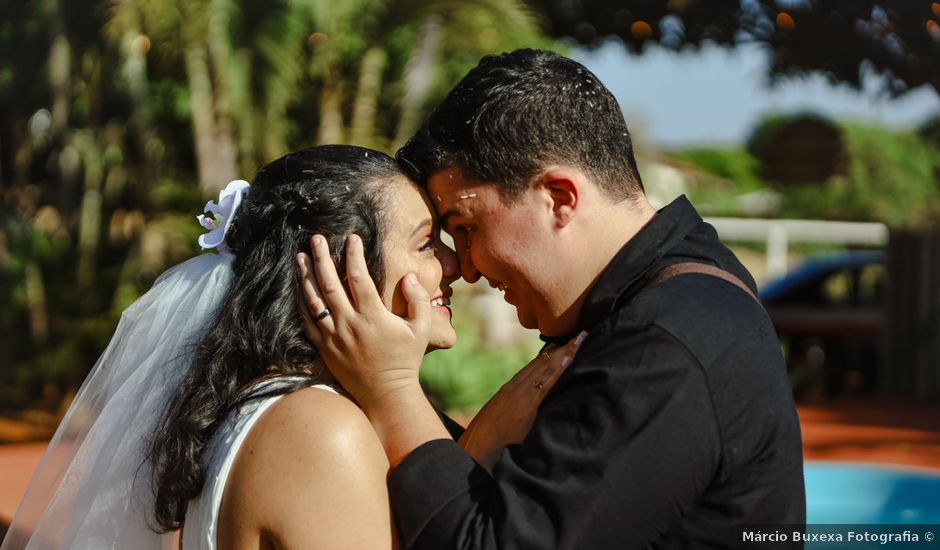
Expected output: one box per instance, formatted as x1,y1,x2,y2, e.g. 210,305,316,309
303,49,805,548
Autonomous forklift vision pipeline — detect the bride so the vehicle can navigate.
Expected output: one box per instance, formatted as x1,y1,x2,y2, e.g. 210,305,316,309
1,145,575,549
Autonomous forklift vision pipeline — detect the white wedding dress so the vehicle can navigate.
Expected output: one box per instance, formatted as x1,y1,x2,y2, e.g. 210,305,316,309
182,378,338,549
0,182,341,550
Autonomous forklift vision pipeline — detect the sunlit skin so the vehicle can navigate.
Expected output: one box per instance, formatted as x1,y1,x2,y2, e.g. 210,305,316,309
217,178,458,550
429,171,548,330
427,166,655,337
295,163,658,470
380,176,459,351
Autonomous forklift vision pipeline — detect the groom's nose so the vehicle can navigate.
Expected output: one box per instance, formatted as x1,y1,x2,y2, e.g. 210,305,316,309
436,242,459,282
457,246,481,284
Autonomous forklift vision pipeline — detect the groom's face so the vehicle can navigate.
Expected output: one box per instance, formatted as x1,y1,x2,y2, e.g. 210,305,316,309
427,168,552,331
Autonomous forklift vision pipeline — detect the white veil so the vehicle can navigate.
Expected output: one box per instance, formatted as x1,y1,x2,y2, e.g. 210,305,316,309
1,181,249,550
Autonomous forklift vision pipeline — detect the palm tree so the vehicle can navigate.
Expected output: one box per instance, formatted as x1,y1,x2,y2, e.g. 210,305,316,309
112,0,240,196
108,0,555,191
295,0,555,151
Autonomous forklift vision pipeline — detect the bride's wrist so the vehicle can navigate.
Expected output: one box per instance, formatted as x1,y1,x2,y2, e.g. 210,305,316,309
359,378,424,419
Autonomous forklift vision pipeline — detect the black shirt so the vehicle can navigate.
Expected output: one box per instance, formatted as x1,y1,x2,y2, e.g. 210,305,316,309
389,196,806,549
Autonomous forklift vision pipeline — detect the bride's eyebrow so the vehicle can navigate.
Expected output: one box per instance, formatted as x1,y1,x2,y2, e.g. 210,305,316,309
409,218,433,239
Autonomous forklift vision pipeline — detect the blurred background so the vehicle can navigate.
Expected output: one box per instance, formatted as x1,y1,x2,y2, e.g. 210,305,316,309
2,0,940,534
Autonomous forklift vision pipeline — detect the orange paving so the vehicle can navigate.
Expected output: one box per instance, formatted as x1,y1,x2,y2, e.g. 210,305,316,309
0,441,47,535
1,399,939,536
799,398,940,470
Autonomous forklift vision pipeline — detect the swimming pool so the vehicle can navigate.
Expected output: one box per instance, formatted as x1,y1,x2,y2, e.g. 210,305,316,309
805,462,940,524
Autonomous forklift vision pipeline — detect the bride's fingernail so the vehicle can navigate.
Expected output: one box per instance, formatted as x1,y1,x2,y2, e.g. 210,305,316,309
575,330,589,346
561,356,573,368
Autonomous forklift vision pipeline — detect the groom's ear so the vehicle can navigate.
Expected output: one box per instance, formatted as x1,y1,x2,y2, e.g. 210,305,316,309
537,168,579,229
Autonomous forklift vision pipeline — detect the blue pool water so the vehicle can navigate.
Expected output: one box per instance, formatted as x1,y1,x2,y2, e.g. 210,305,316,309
805,462,940,524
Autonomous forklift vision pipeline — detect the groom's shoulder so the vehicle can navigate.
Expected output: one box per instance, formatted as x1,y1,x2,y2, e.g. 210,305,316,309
609,267,777,369
615,263,761,324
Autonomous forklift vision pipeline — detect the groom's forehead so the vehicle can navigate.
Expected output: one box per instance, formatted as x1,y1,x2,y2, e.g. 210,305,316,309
427,167,473,193
428,169,478,204
426,169,493,223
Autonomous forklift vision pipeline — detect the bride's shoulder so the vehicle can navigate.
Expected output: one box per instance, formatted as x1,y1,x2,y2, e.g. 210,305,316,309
219,386,393,546
223,384,389,514
250,385,382,462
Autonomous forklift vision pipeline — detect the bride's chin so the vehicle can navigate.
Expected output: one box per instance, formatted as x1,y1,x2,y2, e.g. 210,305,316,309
425,331,457,353
425,341,455,353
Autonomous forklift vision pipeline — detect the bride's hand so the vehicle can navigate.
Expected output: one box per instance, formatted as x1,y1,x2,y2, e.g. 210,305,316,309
459,332,587,472
296,234,430,409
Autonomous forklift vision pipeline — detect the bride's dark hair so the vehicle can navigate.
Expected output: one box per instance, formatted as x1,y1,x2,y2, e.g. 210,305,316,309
148,145,400,532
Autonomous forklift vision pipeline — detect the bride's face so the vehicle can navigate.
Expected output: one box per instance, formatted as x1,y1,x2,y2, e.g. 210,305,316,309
380,176,458,352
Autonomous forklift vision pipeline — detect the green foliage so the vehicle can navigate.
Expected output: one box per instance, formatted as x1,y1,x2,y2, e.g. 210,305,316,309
919,113,940,149
419,306,542,416
665,146,771,217
671,148,765,192
424,2,559,105
0,0,560,419
776,122,940,225
746,112,824,162
673,113,940,224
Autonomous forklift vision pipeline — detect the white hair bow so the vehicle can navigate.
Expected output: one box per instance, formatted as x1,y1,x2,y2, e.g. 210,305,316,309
197,180,250,251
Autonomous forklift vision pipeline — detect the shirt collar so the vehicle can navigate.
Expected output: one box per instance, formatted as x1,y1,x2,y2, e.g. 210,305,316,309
539,195,702,346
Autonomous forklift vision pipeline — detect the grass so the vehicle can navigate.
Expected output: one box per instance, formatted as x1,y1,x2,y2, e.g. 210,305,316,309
419,304,543,418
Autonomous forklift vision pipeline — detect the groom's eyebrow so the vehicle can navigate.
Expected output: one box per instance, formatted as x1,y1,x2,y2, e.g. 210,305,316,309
437,202,469,230
438,210,455,229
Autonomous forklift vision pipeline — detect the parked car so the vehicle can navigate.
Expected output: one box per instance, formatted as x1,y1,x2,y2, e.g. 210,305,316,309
759,251,885,399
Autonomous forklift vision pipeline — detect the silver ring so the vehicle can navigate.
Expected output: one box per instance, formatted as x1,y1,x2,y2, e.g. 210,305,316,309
540,350,550,360
534,380,545,390
312,308,331,322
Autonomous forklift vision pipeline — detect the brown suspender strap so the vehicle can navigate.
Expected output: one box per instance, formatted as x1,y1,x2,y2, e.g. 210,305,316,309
652,262,760,304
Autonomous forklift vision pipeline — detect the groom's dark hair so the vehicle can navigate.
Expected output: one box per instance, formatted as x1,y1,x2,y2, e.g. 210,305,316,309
397,48,643,201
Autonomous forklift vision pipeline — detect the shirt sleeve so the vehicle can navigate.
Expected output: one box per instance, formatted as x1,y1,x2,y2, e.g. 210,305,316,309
436,409,466,440
388,323,723,549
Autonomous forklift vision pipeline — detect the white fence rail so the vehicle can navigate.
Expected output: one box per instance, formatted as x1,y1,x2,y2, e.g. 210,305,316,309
704,217,889,280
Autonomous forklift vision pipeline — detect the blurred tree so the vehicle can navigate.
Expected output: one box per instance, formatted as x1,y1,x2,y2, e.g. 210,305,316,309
666,112,940,223
531,0,940,96
0,0,558,417
742,114,940,224
109,0,240,195
292,0,553,151
0,0,140,410
109,0,550,188
921,112,940,146
0,1,56,187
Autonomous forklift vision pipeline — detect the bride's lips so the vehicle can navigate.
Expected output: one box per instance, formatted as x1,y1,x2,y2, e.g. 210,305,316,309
430,290,453,318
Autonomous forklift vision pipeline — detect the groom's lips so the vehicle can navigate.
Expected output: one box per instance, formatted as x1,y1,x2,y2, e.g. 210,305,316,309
485,276,509,293
485,276,512,300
